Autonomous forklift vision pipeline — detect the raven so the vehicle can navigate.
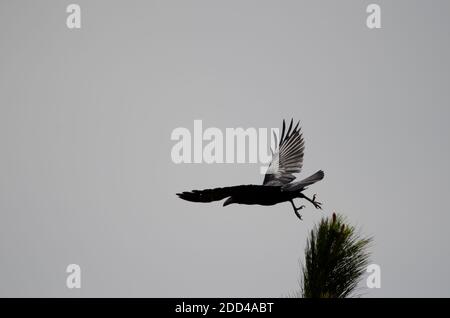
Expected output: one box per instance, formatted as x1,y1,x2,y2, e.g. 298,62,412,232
176,119,324,220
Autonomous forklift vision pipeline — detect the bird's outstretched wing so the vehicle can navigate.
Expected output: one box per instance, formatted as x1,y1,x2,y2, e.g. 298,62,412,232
177,185,251,203
263,119,305,186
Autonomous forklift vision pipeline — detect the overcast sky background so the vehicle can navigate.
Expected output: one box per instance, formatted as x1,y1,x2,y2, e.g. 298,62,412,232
1,0,450,297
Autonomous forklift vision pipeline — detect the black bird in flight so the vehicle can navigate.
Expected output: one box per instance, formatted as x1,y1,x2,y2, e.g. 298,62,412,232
177,119,324,220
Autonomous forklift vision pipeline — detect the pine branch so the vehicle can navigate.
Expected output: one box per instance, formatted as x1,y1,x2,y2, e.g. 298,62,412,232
301,213,372,298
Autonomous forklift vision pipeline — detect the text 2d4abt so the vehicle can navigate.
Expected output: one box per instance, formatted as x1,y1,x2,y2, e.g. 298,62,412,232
175,302,274,315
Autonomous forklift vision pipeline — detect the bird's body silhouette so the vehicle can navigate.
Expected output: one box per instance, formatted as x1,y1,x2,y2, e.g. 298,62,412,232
177,119,324,220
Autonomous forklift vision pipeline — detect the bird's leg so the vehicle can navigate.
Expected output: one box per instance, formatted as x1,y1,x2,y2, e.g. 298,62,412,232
300,193,322,210
290,200,305,220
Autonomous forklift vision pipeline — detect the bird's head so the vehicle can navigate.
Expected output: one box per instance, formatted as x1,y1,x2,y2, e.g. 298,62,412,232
223,197,235,206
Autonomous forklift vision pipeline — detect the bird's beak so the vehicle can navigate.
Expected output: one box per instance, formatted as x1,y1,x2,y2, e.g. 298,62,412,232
223,197,234,206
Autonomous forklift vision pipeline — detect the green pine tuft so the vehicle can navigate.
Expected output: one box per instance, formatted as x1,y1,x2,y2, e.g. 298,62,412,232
301,213,373,298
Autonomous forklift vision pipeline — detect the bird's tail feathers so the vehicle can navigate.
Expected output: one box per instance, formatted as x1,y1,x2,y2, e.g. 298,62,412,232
282,170,324,191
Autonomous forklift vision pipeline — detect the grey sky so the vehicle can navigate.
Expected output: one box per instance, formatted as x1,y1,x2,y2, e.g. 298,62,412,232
1,0,450,297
